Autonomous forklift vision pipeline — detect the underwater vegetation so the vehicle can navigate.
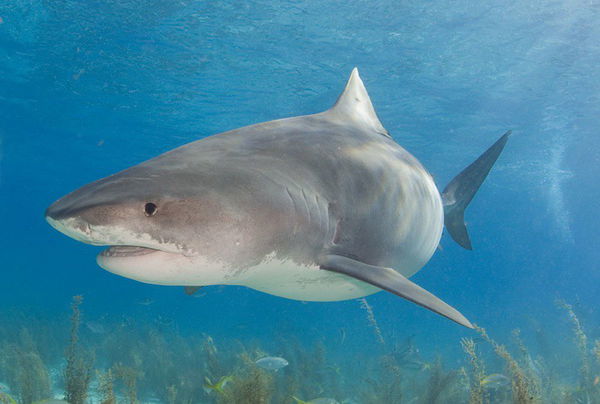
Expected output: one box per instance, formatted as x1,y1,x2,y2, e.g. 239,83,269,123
0,296,599,403
64,296,93,404
0,327,51,403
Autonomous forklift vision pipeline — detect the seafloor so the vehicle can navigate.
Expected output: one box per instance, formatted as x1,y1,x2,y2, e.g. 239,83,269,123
0,296,598,404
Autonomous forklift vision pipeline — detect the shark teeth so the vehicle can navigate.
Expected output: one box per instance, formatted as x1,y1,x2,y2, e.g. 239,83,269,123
100,246,159,257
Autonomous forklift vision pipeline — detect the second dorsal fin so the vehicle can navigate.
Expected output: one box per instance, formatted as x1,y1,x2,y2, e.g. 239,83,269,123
325,68,389,137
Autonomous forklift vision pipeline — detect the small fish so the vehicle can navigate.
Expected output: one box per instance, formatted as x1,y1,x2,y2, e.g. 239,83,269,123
32,400,70,404
393,344,428,371
325,365,341,375
292,397,339,404
85,321,107,334
72,68,85,81
392,335,422,369
204,375,233,395
594,375,600,386
136,298,154,306
406,361,429,371
480,373,510,389
154,315,175,327
255,356,288,371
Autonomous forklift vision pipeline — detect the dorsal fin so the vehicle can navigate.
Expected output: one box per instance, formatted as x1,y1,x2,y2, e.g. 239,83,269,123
325,68,389,137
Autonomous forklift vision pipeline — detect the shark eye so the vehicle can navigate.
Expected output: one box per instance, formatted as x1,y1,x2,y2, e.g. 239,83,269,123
144,202,158,217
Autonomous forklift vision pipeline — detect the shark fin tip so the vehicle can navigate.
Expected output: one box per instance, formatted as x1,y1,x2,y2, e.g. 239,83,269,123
443,131,510,249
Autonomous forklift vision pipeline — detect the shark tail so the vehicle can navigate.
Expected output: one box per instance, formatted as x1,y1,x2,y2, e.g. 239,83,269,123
442,131,511,249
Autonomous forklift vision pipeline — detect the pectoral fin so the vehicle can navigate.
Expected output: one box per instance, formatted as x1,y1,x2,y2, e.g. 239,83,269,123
319,254,473,328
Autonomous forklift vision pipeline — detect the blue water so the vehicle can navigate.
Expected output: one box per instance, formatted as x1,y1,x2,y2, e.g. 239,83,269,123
1,0,599,402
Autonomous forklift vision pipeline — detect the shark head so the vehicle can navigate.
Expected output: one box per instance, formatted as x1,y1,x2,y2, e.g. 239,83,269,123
45,159,250,286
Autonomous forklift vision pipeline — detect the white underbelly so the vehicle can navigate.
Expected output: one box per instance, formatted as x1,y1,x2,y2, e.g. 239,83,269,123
236,254,380,301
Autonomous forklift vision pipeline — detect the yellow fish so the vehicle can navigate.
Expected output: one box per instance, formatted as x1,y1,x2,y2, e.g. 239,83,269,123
480,373,510,389
204,375,233,395
0,392,17,404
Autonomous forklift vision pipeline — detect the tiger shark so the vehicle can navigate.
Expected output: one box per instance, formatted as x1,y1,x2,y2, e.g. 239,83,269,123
46,69,509,328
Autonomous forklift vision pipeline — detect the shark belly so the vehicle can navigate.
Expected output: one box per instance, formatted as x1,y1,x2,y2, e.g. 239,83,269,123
238,253,380,301
234,168,443,302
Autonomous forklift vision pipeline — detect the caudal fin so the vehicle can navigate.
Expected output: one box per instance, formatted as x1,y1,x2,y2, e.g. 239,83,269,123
442,131,511,250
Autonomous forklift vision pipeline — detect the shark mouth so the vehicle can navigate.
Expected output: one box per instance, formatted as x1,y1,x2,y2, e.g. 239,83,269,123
45,217,186,258
99,246,162,258
96,243,193,286
46,216,202,285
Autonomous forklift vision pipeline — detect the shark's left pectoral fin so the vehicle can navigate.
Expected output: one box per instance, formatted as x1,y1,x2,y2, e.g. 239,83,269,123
319,254,474,328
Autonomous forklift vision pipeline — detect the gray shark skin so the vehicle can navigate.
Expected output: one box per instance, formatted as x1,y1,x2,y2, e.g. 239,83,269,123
46,69,509,328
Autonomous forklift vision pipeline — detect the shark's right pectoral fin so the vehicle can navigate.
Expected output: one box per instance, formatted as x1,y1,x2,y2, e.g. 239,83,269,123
319,254,474,328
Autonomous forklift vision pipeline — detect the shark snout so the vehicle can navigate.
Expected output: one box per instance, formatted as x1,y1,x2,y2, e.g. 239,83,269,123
45,196,94,241
45,197,74,222
45,186,117,244
45,181,98,222
45,187,188,255
46,214,96,244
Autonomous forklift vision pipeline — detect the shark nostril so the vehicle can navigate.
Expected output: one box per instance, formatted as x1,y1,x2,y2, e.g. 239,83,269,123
144,202,158,217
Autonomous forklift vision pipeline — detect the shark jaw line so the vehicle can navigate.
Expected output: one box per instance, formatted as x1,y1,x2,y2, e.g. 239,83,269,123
96,245,186,285
46,215,232,286
96,246,231,287
99,245,163,258
46,216,196,258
